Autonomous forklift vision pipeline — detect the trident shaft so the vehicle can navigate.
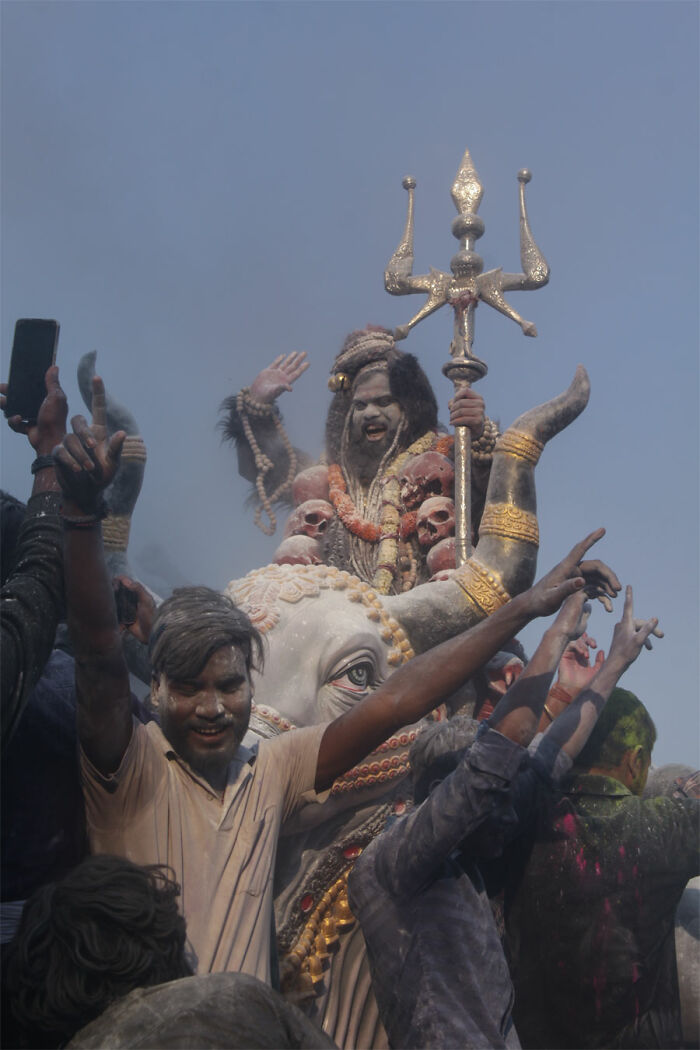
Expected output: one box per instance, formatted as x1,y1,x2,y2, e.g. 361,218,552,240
384,147,549,565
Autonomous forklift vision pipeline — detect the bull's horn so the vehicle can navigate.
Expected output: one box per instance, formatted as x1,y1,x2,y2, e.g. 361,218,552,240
386,366,590,653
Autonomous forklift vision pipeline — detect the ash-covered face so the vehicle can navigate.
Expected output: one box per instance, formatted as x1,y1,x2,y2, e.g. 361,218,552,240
152,645,252,791
348,372,404,474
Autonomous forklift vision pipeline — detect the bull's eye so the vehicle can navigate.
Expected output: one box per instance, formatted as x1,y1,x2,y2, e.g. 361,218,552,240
328,655,379,695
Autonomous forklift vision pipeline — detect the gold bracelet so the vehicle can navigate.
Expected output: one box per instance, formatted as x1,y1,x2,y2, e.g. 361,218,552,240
494,430,544,467
479,503,540,547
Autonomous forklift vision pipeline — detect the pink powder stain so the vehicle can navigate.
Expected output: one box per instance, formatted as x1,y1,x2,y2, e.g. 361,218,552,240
632,864,639,877
575,848,587,873
560,813,577,837
618,845,626,858
603,897,611,914
595,861,602,876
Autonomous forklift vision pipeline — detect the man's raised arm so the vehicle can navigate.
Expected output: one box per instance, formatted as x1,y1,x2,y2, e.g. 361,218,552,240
543,585,660,763
53,376,131,774
315,529,617,791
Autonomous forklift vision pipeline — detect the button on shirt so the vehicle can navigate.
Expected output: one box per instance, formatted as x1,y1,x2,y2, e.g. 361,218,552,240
81,719,327,983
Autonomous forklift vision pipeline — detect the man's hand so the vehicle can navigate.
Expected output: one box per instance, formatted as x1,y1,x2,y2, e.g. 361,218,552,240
524,529,606,618
557,632,605,696
578,558,621,612
550,591,592,645
53,376,125,514
249,352,309,405
112,575,155,644
448,386,485,437
606,586,661,671
1,365,67,455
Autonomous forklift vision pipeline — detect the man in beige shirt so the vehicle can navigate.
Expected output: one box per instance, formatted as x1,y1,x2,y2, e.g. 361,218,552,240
54,377,617,983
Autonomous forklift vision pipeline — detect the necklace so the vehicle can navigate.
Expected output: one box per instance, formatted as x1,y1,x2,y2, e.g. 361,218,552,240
328,430,449,593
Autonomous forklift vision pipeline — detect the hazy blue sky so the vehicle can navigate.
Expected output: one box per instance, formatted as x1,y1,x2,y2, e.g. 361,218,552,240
2,1,697,764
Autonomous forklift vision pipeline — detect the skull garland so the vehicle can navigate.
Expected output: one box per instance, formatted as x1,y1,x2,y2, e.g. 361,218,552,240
283,499,335,540
277,450,459,575
399,452,455,511
416,496,456,549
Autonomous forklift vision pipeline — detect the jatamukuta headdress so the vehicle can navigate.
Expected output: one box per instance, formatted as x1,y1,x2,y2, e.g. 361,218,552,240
327,326,402,393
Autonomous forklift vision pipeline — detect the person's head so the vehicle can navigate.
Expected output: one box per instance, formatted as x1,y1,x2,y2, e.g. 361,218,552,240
5,855,192,1048
149,587,263,784
575,687,656,795
325,327,438,477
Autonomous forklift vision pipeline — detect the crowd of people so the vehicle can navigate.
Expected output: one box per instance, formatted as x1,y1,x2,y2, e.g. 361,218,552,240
1,336,697,1050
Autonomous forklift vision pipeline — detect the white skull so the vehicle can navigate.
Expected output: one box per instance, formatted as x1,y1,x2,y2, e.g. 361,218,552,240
273,535,324,566
416,496,456,549
283,499,335,540
427,536,456,578
292,466,330,506
400,452,454,511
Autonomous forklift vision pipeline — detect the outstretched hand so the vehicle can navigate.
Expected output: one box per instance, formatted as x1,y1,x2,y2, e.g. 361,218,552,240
550,591,592,644
526,529,607,619
606,586,661,670
250,351,309,405
1,365,67,455
53,376,125,513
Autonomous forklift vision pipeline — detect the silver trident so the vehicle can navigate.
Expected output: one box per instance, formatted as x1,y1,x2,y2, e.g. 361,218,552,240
385,147,549,565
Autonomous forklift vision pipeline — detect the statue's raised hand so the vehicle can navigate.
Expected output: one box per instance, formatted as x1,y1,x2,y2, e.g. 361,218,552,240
250,351,309,405
53,376,125,514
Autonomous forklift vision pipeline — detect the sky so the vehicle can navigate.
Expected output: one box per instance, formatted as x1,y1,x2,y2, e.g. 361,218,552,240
1,0,698,765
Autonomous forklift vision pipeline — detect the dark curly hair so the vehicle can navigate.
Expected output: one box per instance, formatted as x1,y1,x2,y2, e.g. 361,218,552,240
4,855,193,1047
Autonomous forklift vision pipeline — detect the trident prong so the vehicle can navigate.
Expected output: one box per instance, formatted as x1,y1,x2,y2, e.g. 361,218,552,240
384,147,549,564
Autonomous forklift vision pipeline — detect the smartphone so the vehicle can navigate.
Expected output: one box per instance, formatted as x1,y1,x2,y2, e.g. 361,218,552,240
114,582,139,626
4,319,60,423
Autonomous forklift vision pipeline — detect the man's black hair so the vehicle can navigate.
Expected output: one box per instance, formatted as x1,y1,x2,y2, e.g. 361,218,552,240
5,855,193,1048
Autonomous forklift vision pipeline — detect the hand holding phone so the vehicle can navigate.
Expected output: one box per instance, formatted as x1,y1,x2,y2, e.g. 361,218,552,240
4,319,60,425
1,364,67,457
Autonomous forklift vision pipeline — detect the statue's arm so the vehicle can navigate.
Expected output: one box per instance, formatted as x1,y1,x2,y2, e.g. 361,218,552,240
219,352,313,494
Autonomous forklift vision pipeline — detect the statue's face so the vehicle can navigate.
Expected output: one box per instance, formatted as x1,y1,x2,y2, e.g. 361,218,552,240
248,590,392,728
348,372,403,464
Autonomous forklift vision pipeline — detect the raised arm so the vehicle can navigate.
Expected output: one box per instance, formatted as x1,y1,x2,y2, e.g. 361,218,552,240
53,377,131,774
1,366,67,747
316,529,610,790
219,352,311,486
544,585,660,762
488,591,591,748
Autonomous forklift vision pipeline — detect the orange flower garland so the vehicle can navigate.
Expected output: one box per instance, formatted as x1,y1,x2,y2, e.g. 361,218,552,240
328,430,442,593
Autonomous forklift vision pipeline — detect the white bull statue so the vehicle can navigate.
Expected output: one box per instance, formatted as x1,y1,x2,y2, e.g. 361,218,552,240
226,366,591,1048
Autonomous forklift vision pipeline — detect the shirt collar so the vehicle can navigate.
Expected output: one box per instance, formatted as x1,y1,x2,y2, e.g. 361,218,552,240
568,772,633,798
148,721,258,793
